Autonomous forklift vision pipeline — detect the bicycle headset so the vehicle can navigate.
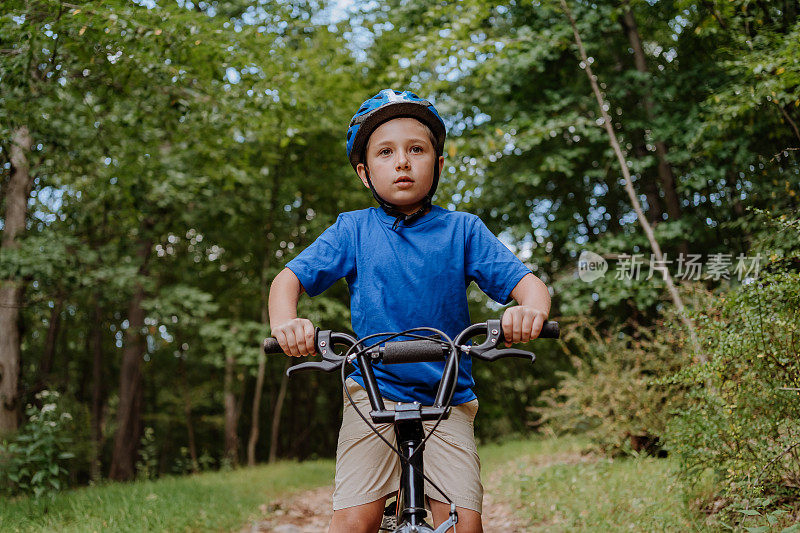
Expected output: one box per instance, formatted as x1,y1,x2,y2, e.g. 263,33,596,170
346,89,447,228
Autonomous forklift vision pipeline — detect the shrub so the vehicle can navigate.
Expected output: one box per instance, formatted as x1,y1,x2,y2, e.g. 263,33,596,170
0,391,75,498
135,426,159,480
665,265,800,525
534,316,688,455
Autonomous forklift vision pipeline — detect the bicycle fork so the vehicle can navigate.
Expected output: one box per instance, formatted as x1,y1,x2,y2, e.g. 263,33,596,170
394,403,458,533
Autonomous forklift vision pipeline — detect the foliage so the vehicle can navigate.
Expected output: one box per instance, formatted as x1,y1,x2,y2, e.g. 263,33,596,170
1,0,799,493
534,316,688,455
135,427,159,480
0,391,75,498
665,259,800,525
1,0,364,483
171,447,215,475
361,0,800,319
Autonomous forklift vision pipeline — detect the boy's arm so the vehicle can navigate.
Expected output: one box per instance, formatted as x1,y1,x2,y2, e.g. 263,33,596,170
268,268,316,357
502,273,552,346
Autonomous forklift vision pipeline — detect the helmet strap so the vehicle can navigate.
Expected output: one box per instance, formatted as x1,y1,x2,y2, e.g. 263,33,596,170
362,165,439,230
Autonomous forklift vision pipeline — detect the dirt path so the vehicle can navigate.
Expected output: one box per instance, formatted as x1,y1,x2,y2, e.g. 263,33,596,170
243,485,333,533
242,484,532,532
241,466,548,532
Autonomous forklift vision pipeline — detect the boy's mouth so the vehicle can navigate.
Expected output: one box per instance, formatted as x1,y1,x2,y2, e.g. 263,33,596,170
394,176,414,184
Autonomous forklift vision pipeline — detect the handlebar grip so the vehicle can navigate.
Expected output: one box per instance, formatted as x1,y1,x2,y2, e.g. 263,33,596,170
382,339,447,364
263,337,284,355
538,321,560,339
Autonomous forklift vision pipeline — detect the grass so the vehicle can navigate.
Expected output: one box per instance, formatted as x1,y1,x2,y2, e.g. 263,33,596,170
482,435,711,532
1,436,713,532
0,459,334,532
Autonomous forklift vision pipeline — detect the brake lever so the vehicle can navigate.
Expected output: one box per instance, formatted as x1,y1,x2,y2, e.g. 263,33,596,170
468,319,536,363
473,348,536,363
286,360,342,377
285,329,356,377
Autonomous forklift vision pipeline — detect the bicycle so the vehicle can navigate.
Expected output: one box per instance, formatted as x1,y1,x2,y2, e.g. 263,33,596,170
263,317,559,533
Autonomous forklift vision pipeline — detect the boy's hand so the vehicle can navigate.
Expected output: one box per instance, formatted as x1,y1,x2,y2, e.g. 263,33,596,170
501,306,548,347
271,318,316,357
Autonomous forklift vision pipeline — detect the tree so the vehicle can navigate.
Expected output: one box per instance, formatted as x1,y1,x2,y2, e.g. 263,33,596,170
0,126,32,433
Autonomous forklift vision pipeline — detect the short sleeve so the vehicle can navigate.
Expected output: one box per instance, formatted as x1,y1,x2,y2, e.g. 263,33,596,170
465,217,531,304
285,214,355,297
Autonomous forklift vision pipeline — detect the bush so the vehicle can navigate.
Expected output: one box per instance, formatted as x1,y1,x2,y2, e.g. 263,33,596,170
135,427,159,480
665,265,800,525
0,391,75,498
534,316,688,455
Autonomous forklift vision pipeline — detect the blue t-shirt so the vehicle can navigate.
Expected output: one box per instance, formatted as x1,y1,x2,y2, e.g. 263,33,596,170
285,205,531,405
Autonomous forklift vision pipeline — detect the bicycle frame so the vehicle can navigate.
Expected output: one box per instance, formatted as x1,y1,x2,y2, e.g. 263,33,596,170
324,330,457,531
352,340,458,532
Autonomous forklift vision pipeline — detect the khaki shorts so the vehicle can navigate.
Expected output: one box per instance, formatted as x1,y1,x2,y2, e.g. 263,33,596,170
333,378,483,512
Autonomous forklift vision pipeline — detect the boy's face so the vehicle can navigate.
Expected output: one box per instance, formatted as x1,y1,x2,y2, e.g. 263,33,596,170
357,117,444,215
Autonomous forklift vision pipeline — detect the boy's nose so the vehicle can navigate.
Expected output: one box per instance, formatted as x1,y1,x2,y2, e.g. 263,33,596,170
395,153,410,169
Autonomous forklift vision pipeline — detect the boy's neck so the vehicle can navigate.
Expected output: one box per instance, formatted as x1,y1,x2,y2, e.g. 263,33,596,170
394,203,431,216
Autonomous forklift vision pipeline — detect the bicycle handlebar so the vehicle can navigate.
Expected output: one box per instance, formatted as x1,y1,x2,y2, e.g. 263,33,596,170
262,319,559,374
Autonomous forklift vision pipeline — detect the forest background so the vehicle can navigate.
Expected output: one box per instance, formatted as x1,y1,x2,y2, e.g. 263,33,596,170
1,0,799,525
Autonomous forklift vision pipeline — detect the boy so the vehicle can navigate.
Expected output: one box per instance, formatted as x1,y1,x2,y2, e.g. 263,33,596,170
269,89,551,533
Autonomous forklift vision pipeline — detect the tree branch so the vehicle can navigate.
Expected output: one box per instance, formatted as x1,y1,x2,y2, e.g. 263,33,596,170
758,440,800,482
771,100,800,145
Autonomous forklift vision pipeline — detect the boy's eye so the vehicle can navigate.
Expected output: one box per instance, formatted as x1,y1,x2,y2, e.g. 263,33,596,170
379,148,391,156
410,146,423,153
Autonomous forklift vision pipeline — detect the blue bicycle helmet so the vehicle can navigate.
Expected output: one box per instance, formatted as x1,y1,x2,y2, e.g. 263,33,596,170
346,89,447,227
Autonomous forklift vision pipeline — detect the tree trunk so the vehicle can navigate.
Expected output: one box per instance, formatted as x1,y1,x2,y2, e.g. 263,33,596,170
90,298,106,481
246,272,271,466
0,283,23,434
178,356,198,471
38,294,64,383
0,126,33,434
223,353,239,466
633,144,664,223
109,239,151,480
726,170,752,251
619,2,685,252
247,172,281,466
727,171,745,219
0,151,8,208
268,360,291,463
246,328,267,465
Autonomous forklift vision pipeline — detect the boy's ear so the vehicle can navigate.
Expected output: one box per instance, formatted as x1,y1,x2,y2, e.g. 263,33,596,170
438,155,444,175
356,163,371,189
